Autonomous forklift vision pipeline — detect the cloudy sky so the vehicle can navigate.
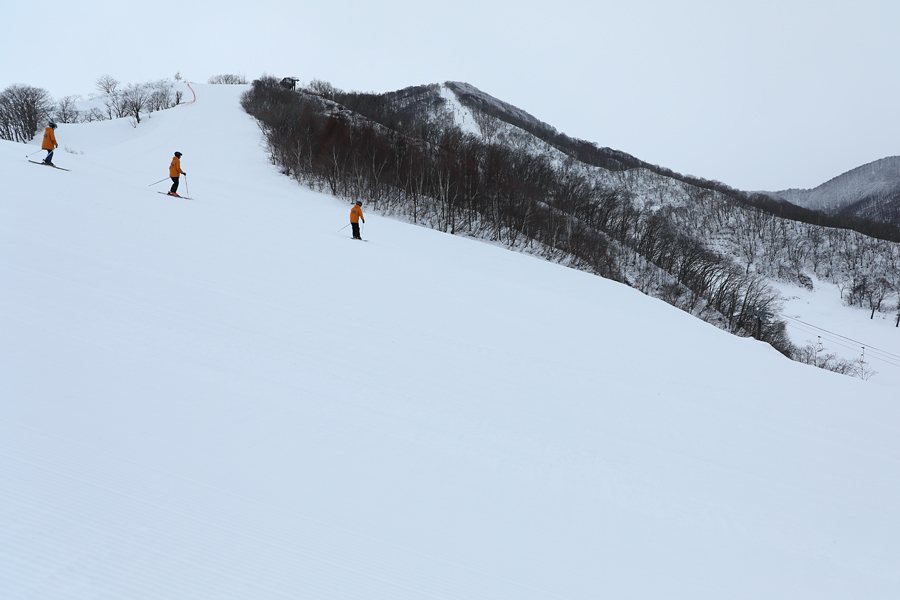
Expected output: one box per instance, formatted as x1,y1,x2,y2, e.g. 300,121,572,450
3,0,898,191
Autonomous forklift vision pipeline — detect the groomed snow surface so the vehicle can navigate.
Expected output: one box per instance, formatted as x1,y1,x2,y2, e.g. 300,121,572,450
2,84,899,599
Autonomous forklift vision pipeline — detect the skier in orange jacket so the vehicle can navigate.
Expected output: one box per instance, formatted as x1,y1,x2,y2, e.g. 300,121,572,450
350,201,365,239
168,152,186,196
41,122,58,165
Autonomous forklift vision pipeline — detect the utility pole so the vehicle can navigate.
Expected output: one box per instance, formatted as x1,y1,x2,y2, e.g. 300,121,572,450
751,307,772,340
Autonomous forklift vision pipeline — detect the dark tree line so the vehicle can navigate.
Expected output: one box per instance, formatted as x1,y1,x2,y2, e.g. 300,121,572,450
742,192,900,243
241,77,795,355
208,74,249,84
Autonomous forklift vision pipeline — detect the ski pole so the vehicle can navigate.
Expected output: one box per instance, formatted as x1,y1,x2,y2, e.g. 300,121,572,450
337,223,350,232
183,174,189,198
26,149,44,158
148,177,169,186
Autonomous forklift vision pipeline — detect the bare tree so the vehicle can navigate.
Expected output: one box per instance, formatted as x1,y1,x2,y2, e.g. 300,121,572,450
0,84,54,142
147,80,175,112
81,107,108,123
307,79,336,100
104,90,127,120
850,275,892,319
122,84,152,125
852,355,878,380
95,75,120,95
208,74,248,84
54,95,82,123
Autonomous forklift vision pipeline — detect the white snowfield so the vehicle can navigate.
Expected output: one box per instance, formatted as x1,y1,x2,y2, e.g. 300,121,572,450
2,84,899,599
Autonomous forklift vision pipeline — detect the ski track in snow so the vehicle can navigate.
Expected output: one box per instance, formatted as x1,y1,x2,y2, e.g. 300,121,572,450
2,84,900,599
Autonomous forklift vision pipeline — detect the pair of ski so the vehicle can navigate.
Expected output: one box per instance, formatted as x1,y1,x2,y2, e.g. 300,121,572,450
157,192,195,200
28,159,70,171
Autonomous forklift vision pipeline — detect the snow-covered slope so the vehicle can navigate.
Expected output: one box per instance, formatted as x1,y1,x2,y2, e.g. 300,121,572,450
2,84,899,599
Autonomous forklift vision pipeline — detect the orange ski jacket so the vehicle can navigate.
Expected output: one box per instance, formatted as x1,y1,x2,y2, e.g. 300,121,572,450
41,127,57,150
350,204,365,223
169,156,185,177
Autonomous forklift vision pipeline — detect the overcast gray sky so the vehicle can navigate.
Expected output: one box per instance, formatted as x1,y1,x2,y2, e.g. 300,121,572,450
3,0,898,191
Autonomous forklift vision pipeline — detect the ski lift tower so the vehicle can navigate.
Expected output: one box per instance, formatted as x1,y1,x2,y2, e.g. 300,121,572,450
751,307,772,340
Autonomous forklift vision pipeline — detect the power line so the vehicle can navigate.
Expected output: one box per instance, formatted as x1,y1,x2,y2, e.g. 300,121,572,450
779,314,900,360
787,330,900,369
779,314,900,369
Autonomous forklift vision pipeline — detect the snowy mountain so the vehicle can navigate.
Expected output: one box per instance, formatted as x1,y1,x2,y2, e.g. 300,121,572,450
378,81,900,233
342,80,718,180
763,155,900,226
3,82,900,599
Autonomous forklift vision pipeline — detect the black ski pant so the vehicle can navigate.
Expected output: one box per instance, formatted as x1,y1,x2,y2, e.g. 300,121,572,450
351,222,361,239
170,176,180,193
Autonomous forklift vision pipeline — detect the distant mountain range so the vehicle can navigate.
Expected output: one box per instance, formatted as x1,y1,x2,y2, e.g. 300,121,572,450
761,156,900,227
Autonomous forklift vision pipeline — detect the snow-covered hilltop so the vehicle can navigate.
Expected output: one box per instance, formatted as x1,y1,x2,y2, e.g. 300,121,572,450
763,155,900,225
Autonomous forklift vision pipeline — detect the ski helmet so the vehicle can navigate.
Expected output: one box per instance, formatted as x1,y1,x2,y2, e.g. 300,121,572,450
48,122,57,129
174,152,182,158
356,201,362,206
